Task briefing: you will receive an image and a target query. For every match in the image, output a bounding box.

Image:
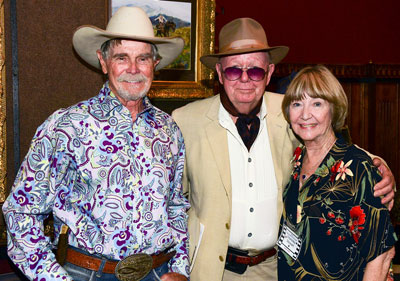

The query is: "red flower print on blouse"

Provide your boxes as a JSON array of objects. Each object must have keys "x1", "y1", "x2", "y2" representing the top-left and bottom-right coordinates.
[
  {"x1": 330, "y1": 160, "x2": 342, "y2": 182},
  {"x1": 327, "y1": 211, "x2": 335, "y2": 218},
  {"x1": 337, "y1": 235, "x2": 346, "y2": 241},
  {"x1": 291, "y1": 147, "x2": 302, "y2": 168},
  {"x1": 348, "y1": 206, "x2": 366, "y2": 244},
  {"x1": 335, "y1": 216, "x2": 344, "y2": 224},
  {"x1": 293, "y1": 147, "x2": 302, "y2": 161}
]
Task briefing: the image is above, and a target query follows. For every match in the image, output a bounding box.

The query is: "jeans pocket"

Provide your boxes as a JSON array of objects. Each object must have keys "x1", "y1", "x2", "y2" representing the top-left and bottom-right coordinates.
[
  {"x1": 152, "y1": 269, "x2": 162, "y2": 281},
  {"x1": 63, "y1": 262, "x2": 94, "y2": 281},
  {"x1": 154, "y1": 262, "x2": 169, "y2": 280},
  {"x1": 141, "y1": 262, "x2": 168, "y2": 281}
]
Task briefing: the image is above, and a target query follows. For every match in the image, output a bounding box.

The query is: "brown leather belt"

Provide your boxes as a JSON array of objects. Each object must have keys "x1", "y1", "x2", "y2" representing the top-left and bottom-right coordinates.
[
  {"x1": 226, "y1": 247, "x2": 277, "y2": 266},
  {"x1": 65, "y1": 247, "x2": 175, "y2": 274}
]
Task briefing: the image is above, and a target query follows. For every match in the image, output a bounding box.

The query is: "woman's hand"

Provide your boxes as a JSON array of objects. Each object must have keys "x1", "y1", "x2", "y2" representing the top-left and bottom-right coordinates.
[{"x1": 161, "y1": 272, "x2": 188, "y2": 281}]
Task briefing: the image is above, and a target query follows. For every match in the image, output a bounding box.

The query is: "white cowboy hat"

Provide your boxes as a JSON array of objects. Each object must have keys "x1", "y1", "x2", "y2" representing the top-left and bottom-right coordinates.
[
  {"x1": 200, "y1": 17, "x2": 289, "y2": 69},
  {"x1": 72, "y1": 6, "x2": 184, "y2": 70}
]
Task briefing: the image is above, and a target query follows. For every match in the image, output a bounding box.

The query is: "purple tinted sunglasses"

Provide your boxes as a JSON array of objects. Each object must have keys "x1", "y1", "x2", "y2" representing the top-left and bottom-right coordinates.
[{"x1": 222, "y1": 66, "x2": 267, "y2": 81}]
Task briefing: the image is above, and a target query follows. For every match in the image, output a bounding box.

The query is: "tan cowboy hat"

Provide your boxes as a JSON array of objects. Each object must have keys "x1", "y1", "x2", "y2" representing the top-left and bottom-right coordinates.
[
  {"x1": 72, "y1": 6, "x2": 184, "y2": 70},
  {"x1": 200, "y1": 18, "x2": 289, "y2": 69}
]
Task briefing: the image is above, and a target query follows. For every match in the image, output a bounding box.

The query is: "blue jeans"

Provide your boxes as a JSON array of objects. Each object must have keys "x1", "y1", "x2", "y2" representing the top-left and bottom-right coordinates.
[{"x1": 63, "y1": 251, "x2": 169, "y2": 281}]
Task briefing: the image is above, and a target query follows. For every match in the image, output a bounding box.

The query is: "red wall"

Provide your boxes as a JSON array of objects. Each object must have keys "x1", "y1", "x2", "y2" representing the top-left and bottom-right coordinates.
[{"x1": 215, "y1": 0, "x2": 400, "y2": 64}]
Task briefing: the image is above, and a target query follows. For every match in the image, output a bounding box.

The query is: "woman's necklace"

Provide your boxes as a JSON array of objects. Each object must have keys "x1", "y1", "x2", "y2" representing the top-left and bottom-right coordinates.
[{"x1": 299, "y1": 137, "x2": 337, "y2": 187}]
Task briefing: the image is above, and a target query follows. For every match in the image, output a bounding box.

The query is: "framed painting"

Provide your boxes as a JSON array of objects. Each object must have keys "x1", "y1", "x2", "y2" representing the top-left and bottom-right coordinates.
[{"x1": 108, "y1": 0, "x2": 216, "y2": 99}]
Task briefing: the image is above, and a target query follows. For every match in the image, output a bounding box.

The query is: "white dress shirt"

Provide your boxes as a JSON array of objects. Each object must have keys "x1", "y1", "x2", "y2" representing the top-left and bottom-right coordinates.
[{"x1": 219, "y1": 98, "x2": 279, "y2": 251}]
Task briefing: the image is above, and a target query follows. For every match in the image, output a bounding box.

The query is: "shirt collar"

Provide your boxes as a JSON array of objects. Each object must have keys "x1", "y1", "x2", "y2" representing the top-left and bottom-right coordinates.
[
  {"x1": 260, "y1": 96, "x2": 267, "y2": 120},
  {"x1": 218, "y1": 96, "x2": 267, "y2": 126}
]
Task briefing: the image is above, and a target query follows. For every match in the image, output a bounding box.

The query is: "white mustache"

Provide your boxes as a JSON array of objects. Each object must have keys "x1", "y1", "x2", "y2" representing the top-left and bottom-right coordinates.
[{"x1": 117, "y1": 74, "x2": 147, "y2": 83}]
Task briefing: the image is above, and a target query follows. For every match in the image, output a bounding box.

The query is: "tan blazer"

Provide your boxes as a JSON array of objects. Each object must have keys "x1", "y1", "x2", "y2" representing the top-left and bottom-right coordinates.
[{"x1": 172, "y1": 92, "x2": 299, "y2": 281}]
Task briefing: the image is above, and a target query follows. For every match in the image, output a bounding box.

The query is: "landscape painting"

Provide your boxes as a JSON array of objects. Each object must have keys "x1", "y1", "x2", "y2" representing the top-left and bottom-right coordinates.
[{"x1": 110, "y1": 0, "x2": 194, "y2": 80}]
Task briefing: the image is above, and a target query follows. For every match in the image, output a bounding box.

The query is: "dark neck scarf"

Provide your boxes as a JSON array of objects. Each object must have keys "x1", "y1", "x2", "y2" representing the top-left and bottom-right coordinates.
[{"x1": 220, "y1": 88, "x2": 262, "y2": 151}]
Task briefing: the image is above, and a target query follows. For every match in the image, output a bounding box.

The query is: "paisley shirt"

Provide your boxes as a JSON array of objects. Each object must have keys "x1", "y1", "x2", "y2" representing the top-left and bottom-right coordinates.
[
  {"x1": 278, "y1": 135, "x2": 396, "y2": 281},
  {"x1": 2, "y1": 83, "x2": 190, "y2": 280}
]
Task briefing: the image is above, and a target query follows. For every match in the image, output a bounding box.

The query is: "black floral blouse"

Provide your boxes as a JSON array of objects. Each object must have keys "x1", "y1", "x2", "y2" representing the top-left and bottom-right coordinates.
[{"x1": 278, "y1": 135, "x2": 397, "y2": 281}]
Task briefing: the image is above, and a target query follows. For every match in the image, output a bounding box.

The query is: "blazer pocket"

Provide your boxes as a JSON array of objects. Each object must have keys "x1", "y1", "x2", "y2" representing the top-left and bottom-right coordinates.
[{"x1": 188, "y1": 209, "x2": 204, "y2": 272}]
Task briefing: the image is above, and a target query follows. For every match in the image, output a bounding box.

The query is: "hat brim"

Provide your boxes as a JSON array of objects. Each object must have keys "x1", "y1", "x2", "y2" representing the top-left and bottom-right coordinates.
[
  {"x1": 72, "y1": 25, "x2": 185, "y2": 71},
  {"x1": 200, "y1": 46, "x2": 289, "y2": 69}
]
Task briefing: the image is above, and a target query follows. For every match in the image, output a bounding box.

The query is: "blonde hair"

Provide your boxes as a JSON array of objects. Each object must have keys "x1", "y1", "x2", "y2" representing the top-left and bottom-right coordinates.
[{"x1": 282, "y1": 65, "x2": 348, "y2": 132}]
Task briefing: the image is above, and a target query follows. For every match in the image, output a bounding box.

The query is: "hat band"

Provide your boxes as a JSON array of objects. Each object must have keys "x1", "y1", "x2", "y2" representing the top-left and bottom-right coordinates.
[{"x1": 220, "y1": 39, "x2": 267, "y2": 53}]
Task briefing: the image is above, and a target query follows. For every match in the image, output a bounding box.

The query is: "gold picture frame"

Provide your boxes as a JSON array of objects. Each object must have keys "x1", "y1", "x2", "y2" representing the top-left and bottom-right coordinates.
[
  {"x1": 0, "y1": 0, "x2": 6, "y2": 203},
  {"x1": 109, "y1": 0, "x2": 216, "y2": 99}
]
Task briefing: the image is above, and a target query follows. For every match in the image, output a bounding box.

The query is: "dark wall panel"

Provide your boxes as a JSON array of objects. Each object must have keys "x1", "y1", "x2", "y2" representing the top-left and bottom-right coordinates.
[
  {"x1": 215, "y1": 0, "x2": 400, "y2": 64},
  {"x1": 6, "y1": 0, "x2": 107, "y2": 186}
]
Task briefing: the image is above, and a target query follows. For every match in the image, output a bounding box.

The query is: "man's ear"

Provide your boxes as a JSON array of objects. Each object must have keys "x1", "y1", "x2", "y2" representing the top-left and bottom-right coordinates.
[
  {"x1": 96, "y1": 50, "x2": 108, "y2": 74},
  {"x1": 215, "y1": 63, "x2": 224, "y2": 85},
  {"x1": 265, "y1": 63, "x2": 275, "y2": 85},
  {"x1": 153, "y1": 59, "x2": 160, "y2": 69}
]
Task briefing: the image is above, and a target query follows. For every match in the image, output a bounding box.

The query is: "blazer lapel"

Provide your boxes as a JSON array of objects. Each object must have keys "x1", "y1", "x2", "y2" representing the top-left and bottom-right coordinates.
[
  {"x1": 205, "y1": 96, "x2": 232, "y2": 200},
  {"x1": 264, "y1": 93, "x2": 288, "y2": 190}
]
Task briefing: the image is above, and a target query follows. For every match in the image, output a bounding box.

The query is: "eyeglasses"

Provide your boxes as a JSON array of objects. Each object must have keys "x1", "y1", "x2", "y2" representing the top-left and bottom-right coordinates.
[{"x1": 222, "y1": 66, "x2": 267, "y2": 81}]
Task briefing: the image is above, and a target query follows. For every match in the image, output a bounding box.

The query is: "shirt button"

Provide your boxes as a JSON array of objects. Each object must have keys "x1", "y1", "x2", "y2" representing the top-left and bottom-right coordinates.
[
  {"x1": 249, "y1": 182, "x2": 253, "y2": 187},
  {"x1": 219, "y1": 256, "x2": 224, "y2": 262},
  {"x1": 250, "y1": 207, "x2": 254, "y2": 212},
  {"x1": 248, "y1": 157, "x2": 252, "y2": 163},
  {"x1": 248, "y1": 233, "x2": 252, "y2": 237},
  {"x1": 225, "y1": 223, "x2": 230, "y2": 229}
]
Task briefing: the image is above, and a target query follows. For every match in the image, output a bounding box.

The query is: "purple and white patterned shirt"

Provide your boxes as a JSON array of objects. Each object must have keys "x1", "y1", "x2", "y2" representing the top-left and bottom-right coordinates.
[{"x1": 2, "y1": 83, "x2": 190, "y2": 280}]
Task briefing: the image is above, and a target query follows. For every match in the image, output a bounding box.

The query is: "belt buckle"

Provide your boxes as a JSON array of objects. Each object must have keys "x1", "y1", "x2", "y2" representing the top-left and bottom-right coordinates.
[{"x1": 115, "y1": 253, "x2": 153, "y2": 281}]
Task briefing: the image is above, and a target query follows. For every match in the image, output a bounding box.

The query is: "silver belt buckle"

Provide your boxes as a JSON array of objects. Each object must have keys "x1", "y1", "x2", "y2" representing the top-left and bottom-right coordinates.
[{"x1": 115, "y1": 253, "x2": 153, "y2": 281}]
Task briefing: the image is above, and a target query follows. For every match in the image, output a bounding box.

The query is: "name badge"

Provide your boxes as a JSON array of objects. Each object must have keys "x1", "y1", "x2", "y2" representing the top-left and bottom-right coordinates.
[{"x1": 277, "y1": 222, "x2": 302, "y2": 260}]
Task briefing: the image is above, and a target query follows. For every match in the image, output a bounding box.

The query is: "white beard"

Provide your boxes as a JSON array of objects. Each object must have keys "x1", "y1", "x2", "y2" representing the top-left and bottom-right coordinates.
[{"x1": 115, "y1": 73, "x2": 151, "y2": 101}]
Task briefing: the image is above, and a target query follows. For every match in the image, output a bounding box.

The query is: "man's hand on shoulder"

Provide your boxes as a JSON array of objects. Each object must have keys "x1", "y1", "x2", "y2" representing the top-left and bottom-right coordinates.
[
  {"x1": 372, "y1": 157, "x2": 396, "y2": 210},
  {"x1": 161, "y1": 272, "x2": 188, "y2": 281}
]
